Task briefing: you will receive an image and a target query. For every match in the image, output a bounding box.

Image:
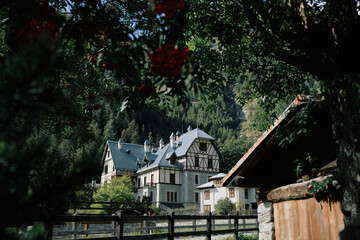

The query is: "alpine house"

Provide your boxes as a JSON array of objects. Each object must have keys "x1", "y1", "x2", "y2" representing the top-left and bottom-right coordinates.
[{"x1": 101, "y1": 126, "x2": 222, "y2": 210}]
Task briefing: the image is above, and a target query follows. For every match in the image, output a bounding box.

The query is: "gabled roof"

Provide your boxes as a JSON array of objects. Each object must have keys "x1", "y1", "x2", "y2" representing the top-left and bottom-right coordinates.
[
  {"x1": 209, "y1": 173, "x2": 226, "y2": 180},
  {"x1": 107, "y1": 141, "x2": 157, "y2": 172},
  {"x1": 197, "y1": 181, "x2": 214, "y2": 189},
  {"x1": 104, "y1": 127, "x2": 217, "y2": 174},
  {"x1": 175, "y1": 128, "x2": 215, "y2": 157},
  {"x1": 221, "y1": 95, "x2": 337, "y2": 189},
  {"x1": 137, "y1": 143, "x2": 183, "y2": 173}
]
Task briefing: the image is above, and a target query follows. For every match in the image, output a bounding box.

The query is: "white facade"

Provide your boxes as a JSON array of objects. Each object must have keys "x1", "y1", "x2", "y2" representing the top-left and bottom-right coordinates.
[
  {"x1": 101, "y1": 127, "x2": 223, "y2": 210},
  {"x1": 197, "y1": 175, "x2": 258, "y2": 213}
]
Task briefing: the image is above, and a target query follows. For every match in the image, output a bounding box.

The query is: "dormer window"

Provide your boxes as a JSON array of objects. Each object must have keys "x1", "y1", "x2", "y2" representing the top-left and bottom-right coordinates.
[
  {"x1": 200, "y1": 142, "x2": 207, "y2": 151},
  {"x1": 170, "y1": 155, "x2": 176, "y2": 165}
]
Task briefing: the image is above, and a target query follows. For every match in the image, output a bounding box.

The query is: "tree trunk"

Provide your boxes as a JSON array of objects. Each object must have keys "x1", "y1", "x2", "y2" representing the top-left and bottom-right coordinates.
[{"x1": 325, "y1": 74, "x2": 360, "y2": 226}]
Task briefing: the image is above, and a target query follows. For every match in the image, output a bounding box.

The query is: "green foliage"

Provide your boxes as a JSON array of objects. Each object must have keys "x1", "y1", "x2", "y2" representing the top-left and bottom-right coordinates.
[
  {"x1": 214, "y1": 197, "x2": 236, "y2": 215},
  {"x1": 93, "y1": 176, "x2": 136, "y2": 214},
  {"x1": 238, "y1": 233, "x2": 259, "y2": 240},
  {"x1": 306, "y1": 170, "x2": 342, "y2": 202},
  {"x1": 236, "y1": 202, "x2": 245, "y2": 212},
  {"x1": 149, "y1": 205, "x2": 162, "y2": 215}
]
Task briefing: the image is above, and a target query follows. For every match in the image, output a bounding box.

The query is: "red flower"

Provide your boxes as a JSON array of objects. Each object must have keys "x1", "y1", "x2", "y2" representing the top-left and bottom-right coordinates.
[
  {"x1": 307, "y1": 184, "x2": 313, "y2": 190},
  {"x1": 154, "y1": 0, "x2": 184, "y2": 19},
  {"x1": 148, "y1": 44, "x2": 189, "y2": 78}
]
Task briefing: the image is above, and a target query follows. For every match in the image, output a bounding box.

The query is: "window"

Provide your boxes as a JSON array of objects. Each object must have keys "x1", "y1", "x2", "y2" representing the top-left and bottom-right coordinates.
[
  {"x1": 200, "y1": 142, "x2": 207, "y2": 151},
  {"x1": 244, "y1": 188, "x2": 249, "y2": 199},
  {"x1": 138, "y1": 178, "x2": 140, "y2": 188},
  {"x1": 104, "y1": 165, "x2": 108, "y2": 174},
  {"x1": 195, "y1": 175, "x2": 199, "y2": 184},
  {"x1": 205, "y1": 191, "x2": 210, "y2": 200},
  {"x1": 151, "y1": 174, "x2": 154, "y2": 186},
  {"x1": 245, "y1": 204, "x2": 250, "y2": 210},
  {"x1": 167, "y1": 192, "x2": 177, "y2": 202},
  {"x1": 113, "y1": 166, "x2": 115, "y2": 171},
  {"x1": 204, "y1": 205, "x2": 211, "y2": 212},
  {"x1": 195, "y1": 155, "x2": 199, "y2": 168},
  {"x1": 107, "y1": 151, "x2": 110, "y2": 158},
  {"x1": 208, "y1": 157, "x2": 213, "y2": 169},
  {"x1": 170, "y1": 173, "x2": 175, "y2": 184},
  {"x1": 150, "y1": 191, "x2": 153, "y2": 201},
  {"x1": 195, "y1": 192, "x2": 199, "y2": 203},
  {"x1": 170, "y1": 155, "x2": 175, "y2": 165},
  {"x1": 251, "y1": 203, "x2": 258, "y2": 210},
  {"x1": 144, "y1": 176, "x2": 147, "y2": 186},
  {"x1": 229, "y1": 188, "x2": 235, "y2": 198}
]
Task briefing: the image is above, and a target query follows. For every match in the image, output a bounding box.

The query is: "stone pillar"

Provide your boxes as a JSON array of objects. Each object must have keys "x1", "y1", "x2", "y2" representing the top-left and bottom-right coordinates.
[{"x1": 257, "y1": 202, "x2": 275, "y2": 240}]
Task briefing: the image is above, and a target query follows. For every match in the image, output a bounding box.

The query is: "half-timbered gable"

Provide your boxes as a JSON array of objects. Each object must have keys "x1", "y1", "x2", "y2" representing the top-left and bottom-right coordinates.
[{"x1": 185, "y1": 139, "x2": 220, "y2": 172}]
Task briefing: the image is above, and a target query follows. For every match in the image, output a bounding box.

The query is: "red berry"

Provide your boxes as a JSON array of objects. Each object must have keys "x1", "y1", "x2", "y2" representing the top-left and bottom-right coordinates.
[{"x1": 92, "y1": 104, "x2": 101, "y2": 110}]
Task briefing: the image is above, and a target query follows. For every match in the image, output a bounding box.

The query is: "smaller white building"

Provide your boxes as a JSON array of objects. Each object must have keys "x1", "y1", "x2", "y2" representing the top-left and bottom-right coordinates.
[{"x1": 197, "y1": 173, "x2": 257, "y2": 213}]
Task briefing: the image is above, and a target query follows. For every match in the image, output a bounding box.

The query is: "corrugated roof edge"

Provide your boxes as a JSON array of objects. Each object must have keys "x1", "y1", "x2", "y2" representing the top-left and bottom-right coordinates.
[{"x1": 221, "y1": 95, "x2": 315, "y2": 187}]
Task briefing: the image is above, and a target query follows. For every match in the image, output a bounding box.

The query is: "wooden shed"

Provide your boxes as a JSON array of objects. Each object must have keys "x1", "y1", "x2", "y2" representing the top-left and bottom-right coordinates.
[{"x1": 222, "y1": 95, "x2": 344, "y2": 240}]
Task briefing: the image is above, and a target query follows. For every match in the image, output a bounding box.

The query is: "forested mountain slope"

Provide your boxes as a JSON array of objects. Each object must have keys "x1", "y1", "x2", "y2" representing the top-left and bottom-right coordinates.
[{"x1": 83, "y1": 86, "x2": 290, "y2": 175}]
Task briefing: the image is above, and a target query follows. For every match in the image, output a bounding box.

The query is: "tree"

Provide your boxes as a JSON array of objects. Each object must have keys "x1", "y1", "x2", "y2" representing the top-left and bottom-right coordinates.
[
  {"x1": 214, "y1": 197, "x2": 236, "y2": 215},
  {"x1": 186, "y1": 0, "x2": 360, "y2": 227},
  {"x1": 0, "y1": 0, "x2": 191, "y2": 237},
  {"x1": 92, "y1": 176, "x2": 136, "y2": 214}
]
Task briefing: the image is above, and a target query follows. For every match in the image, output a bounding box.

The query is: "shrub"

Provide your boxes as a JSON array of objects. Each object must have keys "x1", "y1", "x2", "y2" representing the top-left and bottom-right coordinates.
[
  {"x1": 93, "y1": 176, "x2": 135, "y2": 214},
  {"x1": 214, "y1": 197, "x2": 235, "y2": 215}
]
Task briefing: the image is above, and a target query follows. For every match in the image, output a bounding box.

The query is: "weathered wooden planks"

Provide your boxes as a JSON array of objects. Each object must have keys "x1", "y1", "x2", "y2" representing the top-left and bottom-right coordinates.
[{"x1": 274, "y1": 198, "x2": 344, "y2": 240}]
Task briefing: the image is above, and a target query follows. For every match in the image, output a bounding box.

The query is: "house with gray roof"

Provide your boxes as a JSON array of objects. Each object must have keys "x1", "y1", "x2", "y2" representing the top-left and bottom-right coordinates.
[
  {"x1": 196, "y1": 173, "x2": 258, "y2": 213},
  {"x1": 101, "y1": 126, "x2": 222, "y2": 210}
]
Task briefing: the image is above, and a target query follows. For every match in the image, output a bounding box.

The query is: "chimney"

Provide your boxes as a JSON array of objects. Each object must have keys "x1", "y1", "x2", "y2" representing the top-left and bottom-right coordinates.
[
  {"x1": 159, "y1": 138, "x2": 164, "y2": 149},
  {"x1": 187, "y1": 125, "x2": 192, "y2": 132},
  {"x1": 170, "y1": 132, "x2": 176, "y2": 148},
  {"x1": 144, "y1": 139, "x2": 150, "y2": 152},
  {"x1": 176, "y1": 131, "x2": 181, "y2": 140},
  {"x1": 118, "y1": 139, "x2": 123, "y2": 149}
]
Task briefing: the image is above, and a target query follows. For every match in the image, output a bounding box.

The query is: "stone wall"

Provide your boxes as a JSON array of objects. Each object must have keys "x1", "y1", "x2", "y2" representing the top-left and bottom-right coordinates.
[{"x1": 257, "y1": 202, "x2": 274, "y2": 240}]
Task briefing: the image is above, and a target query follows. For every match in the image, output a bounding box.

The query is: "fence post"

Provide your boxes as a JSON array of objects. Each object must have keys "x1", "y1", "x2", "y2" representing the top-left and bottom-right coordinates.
[
  {"x1": 146, "y1": 199, "x2": 150, "y2": 215},
  {"x1": 168, "y1": 212, "x2": 175, "y2": 240},
  {"x1": 110, "y1": 200, "x2": 113, "y2": 214},
  {"x1": 206, "y1": 212, "x2": 212, "y2": 240},
  {"x1": 72, "y1": 213, "x2": 77, "y2": 239},
  {"x1": 228, "y1": 214, "x2": 231, "y2": 230},
  {"x1": 83, "y1": 223, "x2": 88, "y2": 238},
  {"x1": 73, "y1": 201, "x2": 77, "y2": 214},
  {"x1": 212, "y1": 214, "x2": 215, "y2": 230},
  {"x1": 234, "y1": 213, "x2": 239, "y2": 240},
  {"x1": 242, "y1": 217, "x2": 246, "y2": 229},
  {"x1": 192, "y1": 215, "x2": 196, "y2": 232},
  {"x1": 112, "y1": 212, "x2": 116, "y2": 237},
  {"x1": 116, "y1": 210, "x2": 123, "y2": 240}
]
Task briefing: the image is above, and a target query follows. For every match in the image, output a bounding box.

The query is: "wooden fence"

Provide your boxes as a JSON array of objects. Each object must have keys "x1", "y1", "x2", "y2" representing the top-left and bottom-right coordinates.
[
  {"x1": 71, "y1": 200, "x2": 150, "y2": 215},
  {"x1": 52, "y1": 211, "x2": 258, "y2": 240}
]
